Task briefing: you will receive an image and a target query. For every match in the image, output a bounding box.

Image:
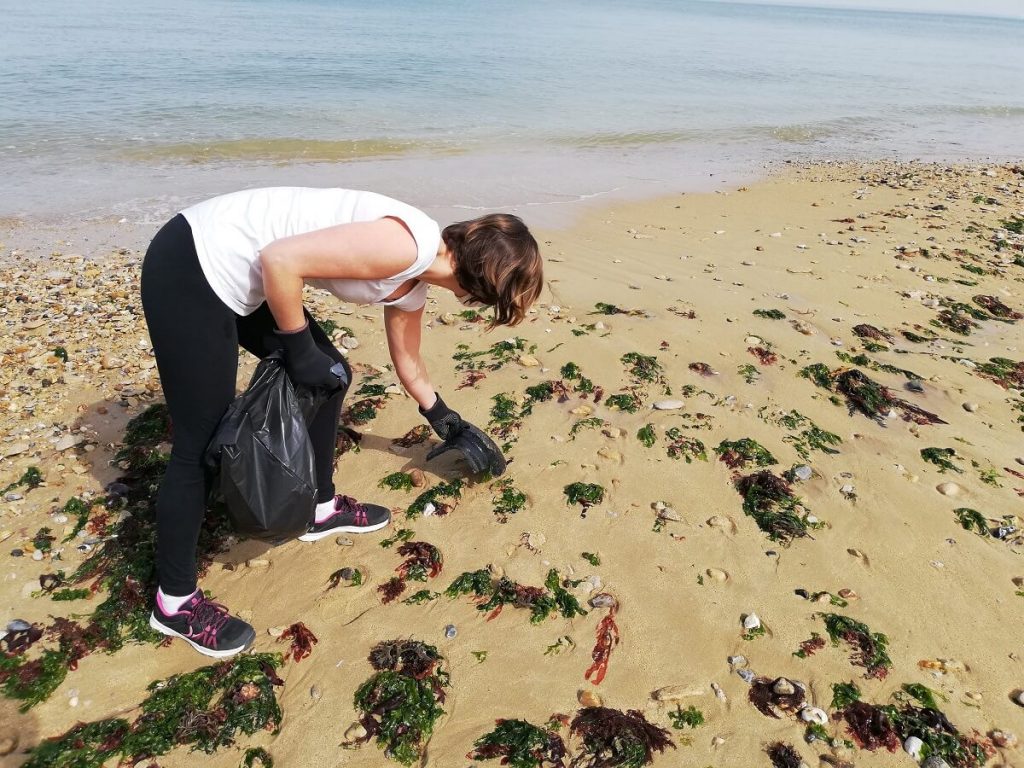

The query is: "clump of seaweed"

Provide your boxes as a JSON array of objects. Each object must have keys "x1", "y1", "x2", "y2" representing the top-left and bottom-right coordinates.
[
  {"x1": 734, "y1": 470, "x2": 815, "y2": 544},
  {"x1": 585, "y1": 594, "x2": 619, "y2": 685},
  {"x1": 564, "y1": 482, "x2": 605, "y2": 510},
  {"x1": 343, "y1": 397, "x2": 386, "y2": 426},
  {"x1": 406, "y1": 480, "x2": 463, "y2": 519},
  {"x1": 392, "y1": 425, "x2": 431, "y2": 448},
  {"x1": 243, "y1": 746, "x2": 274, "y2": 767},
  {"x1": 569, "y1": 707, "x2": 674, "y2": 768},
  {"x1": 604, "y1": 393, "x2": 642, "y2": 413},
  {"x1": 667, "y1": 705, "x2": 703, "y2": 730},
  {"x1": 853, "y1": 324, "x2": 893, "y2": 342},
  {"x1": 560, "y1": 362, "x2": 597, "y2": 395},
  {"x1": 468, "y1": 718, "x2": 568, "y2": 767},
  {"x1": 444, "y1": 569, "x2": 586, "y2": 625},
  {"x1": 763, "y1": 408, "x2": 842, "y2": 460},
  {"x1": 665, "y1": 429, "x2": 706, "y2": 462},
  {"x1": 954, "y1": 508, "x2": 989, "y2": 536},
  {"x1": 621, "y1": 352, "x2": 666, "y2": 389},
  {"x1": 378, "y1": 471, "x2": 415, "y2": 492},
  {"x1": 793, "y1": 633, "x2": 827, "y2": 658},
  {"x1": 396, "y1": 542, "x2": 443, "y2": 582},
  {"x1": 715, "y1": 438, "x2": 777, "y2": 469},
  {"x1": 592, "y1": 302, "x2": 645, "y2": 317},
  {"x1": 748, "y1": 677, "x2": 807, "y2": 719},
  {"x1": 491, "y1": 477, "x2": 527, "y2": 523},
  {"x1": 818, "y1": 613, "x2": 891, "y2": 680},
  {"x1": 454, "y1": 337, "x2": 536, "y2": 372},
  {"x1": 377, "y1": 577, "x2": 407, "y2": 604},
  {"x1": 834, "y1": 350, "x2": 923, "y2": 382},
  {"x1": 975, "y1": 357, "x2": 1024, "y2": 389},
  {"x1": 353, "y1": 640, "x2": 449, "y2": 766},
  {"x1": 738, "y1": 363, "x2": 760, "y2": 384},
  {"x1": 748, "y1": 345, "x2": 778, "y2": 365},
  {"x1": 279, "y1": 622, "x2": 318, "y2": 663},
  {"x1": 835, "y1": 369, "x2": 946, "y2": 425},
  {"x1": 1, "y1": 466, "x2": 42, "y2": 496},
  {"x1": 921, "y1": 447, "x2": 963, "y2": 474},
  {"x1": 753, "y1": 308, "x2": 786, "y2": 320},
  {"x1": 327, "y1": 567, "x2": 363, "y2": 590},
  {"x1": 973, "y1": 295, "x2": 1021, "y2": 320},
  {"x1": 831, "y1": 681, "x2": 861, "y2": 710},
  {"x1": 636, "y1": 424, "x2": 656, "y2": 448},
  {"x1": 688, "y1": 362, "x2": 715, "y2": 376},
  {"x1": 22, "y1": 653, "x2": 284, "y2": 767},
  {"x1": 570, "y1": 417, "x2": 607, "y2": 439},
  {"x1": 932, "y1": 309, "x2": 979, "y2": 336},
  {"x1": 767, "y1": 742, "x2": 804, "y2": 768}
]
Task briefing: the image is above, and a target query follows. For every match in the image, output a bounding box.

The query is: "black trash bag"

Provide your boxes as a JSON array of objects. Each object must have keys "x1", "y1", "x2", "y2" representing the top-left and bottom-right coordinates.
[{"x1": 204, "y1": 351, "x2": 327, "y2": 541}]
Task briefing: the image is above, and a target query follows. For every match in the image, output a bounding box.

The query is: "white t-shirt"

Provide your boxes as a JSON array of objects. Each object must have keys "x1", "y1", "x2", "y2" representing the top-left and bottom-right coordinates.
[{"x1": 180, "y1": 187, "x2": 441, "y2": 316}]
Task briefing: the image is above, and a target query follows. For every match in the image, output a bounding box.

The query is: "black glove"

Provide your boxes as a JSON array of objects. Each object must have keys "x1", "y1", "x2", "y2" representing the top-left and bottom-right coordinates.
[
  {"x1": 420, "y1": 394, "x2": 507, "y2": 476},
  {"x1": 275, "y1": 322, "x2": 348, "y2": 391}
]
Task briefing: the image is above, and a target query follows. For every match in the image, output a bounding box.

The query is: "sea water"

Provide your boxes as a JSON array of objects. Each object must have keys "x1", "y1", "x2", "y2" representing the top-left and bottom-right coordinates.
[{"x1": 1, "y1": 0, "x2": 1022, "y2": 224}]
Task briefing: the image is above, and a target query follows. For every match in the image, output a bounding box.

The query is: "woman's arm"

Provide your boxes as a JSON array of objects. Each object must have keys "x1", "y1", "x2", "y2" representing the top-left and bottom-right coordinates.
[
  {"x1": 259, "y1": 217, "x2": 418, "y2": 331},
  {"x1": 383, "y1": 304, "x2": 437, "y2": 409}
]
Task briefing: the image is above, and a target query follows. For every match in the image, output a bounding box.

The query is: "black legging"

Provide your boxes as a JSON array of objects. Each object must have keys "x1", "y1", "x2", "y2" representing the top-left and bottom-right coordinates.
[{"x1": 141, "y1": 214, "x2": 350, "y2": 596}]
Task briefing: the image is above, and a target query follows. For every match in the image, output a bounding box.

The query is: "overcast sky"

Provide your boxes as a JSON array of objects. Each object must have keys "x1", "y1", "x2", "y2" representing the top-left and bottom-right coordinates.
[{"x1": 714, "y1": 0, "x2": 1024, "y2": 18}]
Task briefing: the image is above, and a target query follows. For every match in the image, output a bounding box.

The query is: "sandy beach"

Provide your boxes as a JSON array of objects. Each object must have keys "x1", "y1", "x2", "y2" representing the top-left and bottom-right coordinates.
[{"x1": 2, "y1": 161, "x2": 1023, "y2": 767}]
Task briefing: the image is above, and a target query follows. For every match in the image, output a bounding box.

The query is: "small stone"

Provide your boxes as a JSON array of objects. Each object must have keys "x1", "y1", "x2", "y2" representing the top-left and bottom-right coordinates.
[
  {"x1": 423, "y1": 502, "x2": 437, "y2": 517},
  {"x1": 246, "y1": 558, "x2": 270, "y2": 568},
  {"x1": 772, "y1": 677, "x2": 795, "y2": 696},
  {"x1": 962, "y1": 402, "x2": 978, "y2": 413},
  {"x1": 409, "y1": 469, "x2": 426, "y2": 487},
  {"x1": 54, "y1": 434, "x2": 85, "y2": 452},
  {"x1": 711, "y1": 736, "x2": 726, "y2": 747},
  {"x1": 657, "y1": 506, "x2": 682, "y2": 522},
  {"x1": 904, "y1": 736, "x2": 924, "y2": 759},
  {"x1": 794, "y1": 465, "x2": 813, "y2": 482},
  {"x1": 6, "y1": 619, "x2": 31, "y2": 632},
  {"x1": 340, "y1": 336, "x2": 359, "y2": 350},
  {"x1": 653, "y1": 400, "x2": 685, "y2": 410},
  {"x1": 992, "y1": 730, "x2": 1018, "y2": 748},
  {"x1": 906, "y1": 380, "x2": 925, "y2": 393},
  {"x1": 336, "y1": 536, "x2": 354, "y2": 546},
  {"x1": 1015, "y1": 691, "x2": 1024, "y2": 707},
  {"x1": 597, "y1": 447, "x2": 622, "y2": 462},
  {"x1": 517, "y1": 354, "x2": 540, "y2": 367},
  {"x1": 743, "y1": 613, "x2": 761, "y2": 631},
  {"x1": 800, "y1": 706, "x2": 828, "y2": 725},
  {"x1": 32, "y1": 549, "x2": 44, "y2": 561},
  {"x1": 588, "y1": 593, "x2": 617, "y2": 609},
  {"x1": 2, "y1": 443, "x2": 29, "y2": 458},
  {"x1": 602, "y1": 427, "x2": 626, "y2": 439},
  {"x1": 0, "y1": 735, "x2": 17, "y2": 756},
  {"x1": 310, "y1": 684, "x2": 323, "y2": 702},
  {"x1": 727, "y1": 655, "x2": 747, "y2": 667},
  {"x1": 571, "y1": 405, "x2": 594, "y2": 416},
  {"x1": 840, "y1": 483, "x2": 855, "y2": 498},
  {"x1": 444, "y1": 624, "x2": 457, "y2": 639},
  {"x1": 267, "y1": 626, "x2": 286, "y2": 637},
  {"x1": 707, "y1": 515, "x2": 737, "y2": 533},
  {"x1": 653, "y1": 684, "x2": 705, "y2": 701},
  {"x1": 737, "y1": 669, "x2": 755, "y2": 683},
  {"x1": 100, "y1": 355, "x2": 124, "y2": 369},
  {"x1": 487, "y1": 562, "x2": 504, "y2": 579},
  {"x1": 838, "y1": 588, "x2": 859, "y2": 600},
  {"x1": 936, "y1": 482, "x2": 961, "y2": 497},
  {"x1": 344, "y1": 722, "x2": 367, "y2": 742},
  {"x1": 922, "y1": 757, "x2": 952, "y2": 768},
  {"x1": 706, "y1": 568, "x2": 729, "y2": 582},
  {"x1": 578, "y1": 690, "x2": 603, "y2": 707}
]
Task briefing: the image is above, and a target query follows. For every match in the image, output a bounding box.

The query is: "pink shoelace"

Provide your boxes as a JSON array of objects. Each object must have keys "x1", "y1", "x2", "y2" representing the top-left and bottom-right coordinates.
[
  {"x1": 186, "y1": 595, "x2": 231, "y2": 648},
  {"x1": 335, "y1": 494, "x2": 369, "y2": 526}
]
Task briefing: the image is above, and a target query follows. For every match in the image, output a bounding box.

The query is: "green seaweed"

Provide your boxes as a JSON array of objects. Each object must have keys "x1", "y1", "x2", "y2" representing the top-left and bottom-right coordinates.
[
  {"x1": 380, "y1": 528, "x2": 415, "y2": 548},
  {"x1": 636, "y1": 424, "x2": 656, "y2": 448},
  {"x1": 1, "y1": 466, "x2": 42, "y2": 496},
  {"x1": 581, "y1": 552, "x2": 601, "y2": 567},
  {"x1": 564, "y1": 482, "x2": 605, "y2": 508},
  {"x1": 738, "y1": 363, "x2": 760, "y2": 384},
  {"x1": 469, "y1": 718, "x2": 567, "y2": 767},
  {"x1": 665, "y1": 429, "x2": 706, "y2": 462},
  {"x1": 403, "y1": 590, "x2": 439, "y2": 605},
  {"x1": 378, "y1": 471, "x2": 415, "y2": 492},
  {"x1": 243, "y1": 746, "x2": 274, "y2": 767},
  {"x1": 570, "y1": 417, "x2": 606, "y2": 439},
  {"x1": 954, "y1": 508, "x2": 989, "y2": 536},
  {"x1": 753, "y1": 309, "x2": 786, "y2": 320},
  {"x1": 715, "y1": 438, "x2": 776, "y2": 469},
  {"x1": 901, "y1": 683, "x2": 945, "y2": 710},
  {"x1": 734, "y1": 470, "x2": 814, "y2": 544},
  {"x1": 668, "y1": 705, "x2": 704, "y2": 729},
  {"x1": 406, "y1": 480, "x2": 463, "y2": 519},
  {"x1": 570, "y1": 707, "x2": 674, "y2": 768},
  {"x1": 819, "y1": 613, "x2": 891, "y2": 680},
  {"x1": 974, "y1": 357, "x2": 1024, "y2": 389},
  {"x1": 604, "y1": 393, "x2": 642, "y2": 413},
  {"x1": 799, "y1": 363, "x2": 834, "y2": 390},
  {"x1": 454, "y1": 338, "x2": 535, "y2": 372},
  {"x1": 444, "y1": 569, "x2": 585, "y2": 625},
  {"x1": 831, "y1": 681, "x2": 861, "y2": 710},
  {"x1": 22, "y1": 653, "x2": 283, "y2": 767},
  {"x1": 491, "y1": 477, "x2": 527, "y2": 523},
  {"x1": 921, "y1": 447, "x2": 963, "y2": 474},
  {"x1": 621, "y1": 352, "x2": 664, "y2": 385}
]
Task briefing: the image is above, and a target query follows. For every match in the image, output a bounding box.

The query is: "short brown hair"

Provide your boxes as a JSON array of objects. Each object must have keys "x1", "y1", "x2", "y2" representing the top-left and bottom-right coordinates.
[{"x1": 442, "y1": 213, "x2": 543, "y2": 327}]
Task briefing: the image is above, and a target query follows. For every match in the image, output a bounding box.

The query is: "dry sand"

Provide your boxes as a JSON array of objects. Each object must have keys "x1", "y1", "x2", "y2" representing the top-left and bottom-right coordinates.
[{"x1": 1, "y1": 161, "x2": 1023, "y2": 767}]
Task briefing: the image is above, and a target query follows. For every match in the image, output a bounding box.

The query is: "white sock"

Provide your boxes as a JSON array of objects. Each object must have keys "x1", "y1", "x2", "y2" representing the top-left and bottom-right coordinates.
[
  {"x1": 157, "y1": 586, "x2": 197, "y2": 614},
  {"x1": 315, "y1": 497, "x2": 338, "y2": 524}
]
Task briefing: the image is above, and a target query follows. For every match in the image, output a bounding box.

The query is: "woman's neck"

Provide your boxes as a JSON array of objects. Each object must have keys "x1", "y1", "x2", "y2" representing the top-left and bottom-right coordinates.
[{"x1": 419, "y1": 244, "x2": 462, "y2": 293}]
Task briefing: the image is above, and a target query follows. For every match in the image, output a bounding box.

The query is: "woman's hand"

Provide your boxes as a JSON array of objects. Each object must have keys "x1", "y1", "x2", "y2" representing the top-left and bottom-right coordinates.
[
  {"x1": 275, "y1": 322, "x2": 348, "y2": 391},
  {"x1": 420, "y1": 394, "x2": 506, "y2": 476}
]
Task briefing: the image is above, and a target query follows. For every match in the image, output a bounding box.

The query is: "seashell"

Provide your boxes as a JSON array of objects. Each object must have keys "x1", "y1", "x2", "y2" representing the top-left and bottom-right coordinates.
[
  {"x1": 962, "y1": 402, "x2": 978, "y2": 412},
  {"x1": 335, "y1": 536, "x2": 354, "y2": 546},
  {"x1": 838, "y1": 588, "x2": 859, "y2": 600},
  {"x1": 653, "y1": 400, "x2": 685, "y2": 410},
  {"x1": 711, "y1": 736, "x2": 726, "y2": 748},
  {"x1": 904, "y1": 736, "x2": 924, "y2": 759},
  {"x1": 422, "y1": 502, "x2": 437, "y2": 517},
  {"x1": 772, "y1": 677, "x2": 795, "y2": 696},
  {"x1": 657, "y1": 506, "x2": 682, "y2": 522},
  {"x1": 578, "y1": 690, "x2": 603, "y2": 707},
  {"x1": 991, "y1": 730, "x2": 1017, "y2": 748},
  {"x1": 922, "y1": 757, "x2": 952, "y2": 768},
  {"x1": 727, "y1": 655, "x2": 747, "y2": 667},
  {"x1": 1015, "y1": 690, "x2": 1024, "y2": 707},
  {"x1": 742, "y1": 613, "x2": 761, "y2": 631},
  {"x1": 794, "y1": 465, "x2": 813, "y2": 481},
  {"x1": 800, "y1": 706, "x2": 828, "y2": 725},
  {"x1": 597, "y1": 447, "x2": 622, "y2": 462},
  {"x1": 310, "y1": 685, "x2": 323, "y2": 702},
  {"x1": 588, "y1": 593, "x2": 617, "y2": 609},
  {"x1": 6, "y1": 619, "x2": 31, "y2": 633},
  {"x1": 344, "y1": 722, "x2": 367, "y2": 742},
  {"x1": 936, "y1": 482, "x2": 961, "y2": 497},
  {"x1": 711, "y1": 682, "x2": 727, "y2": 702},
  {"x1": 745, "y1": 335, "x2": 763, "y2": 345}
]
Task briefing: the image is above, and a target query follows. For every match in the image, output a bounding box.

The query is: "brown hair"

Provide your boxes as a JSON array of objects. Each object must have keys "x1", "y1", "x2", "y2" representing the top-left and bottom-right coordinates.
[{"x1": 442, "y1": 213, "x2": 543, "y2": 327}]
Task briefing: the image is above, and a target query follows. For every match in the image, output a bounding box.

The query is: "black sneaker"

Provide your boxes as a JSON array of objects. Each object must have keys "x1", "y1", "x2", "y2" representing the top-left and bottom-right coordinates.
[
  {"x1": 149, "y1": 591, "x2": 256, "y2": 658},
  {"x1": 298, "y1": 494, "x2": 392, "y2": 541}
]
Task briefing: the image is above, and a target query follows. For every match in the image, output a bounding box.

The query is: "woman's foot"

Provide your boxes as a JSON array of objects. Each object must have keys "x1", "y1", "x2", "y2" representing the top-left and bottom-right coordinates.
[
  {"x1": 298, "y1": 494, "x2": 391, "y2": 541},
  {"x1": 150, "y1": 590, "x2": 256, "y2": 658}
]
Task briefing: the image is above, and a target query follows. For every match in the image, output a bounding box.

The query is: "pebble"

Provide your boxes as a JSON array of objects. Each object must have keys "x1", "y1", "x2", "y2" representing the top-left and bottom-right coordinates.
[
  {"x1": 340, "y1": 336, "x2": 359, "y2": 350},
  {"x1": 344, "y1": 722, "x2": 367, "y2": 742},
  {"x1": 54, "y1": 434, "x2": 85, "y2": 452},
  {"x1": 727, "y1": 655, "x2": 747, "y2": 667},
  {"x1": 310, "y1": 684, "x2": 323, "y2": 702},
  {"x1": 711, "y1": 682, "x2": 727, "y2": 702},
  {"x1": 578, "y1": 690, "x2": 603, "y2": 707},
  {"x1": 1016, "y1": 457, "x2": 1024, "y2": 466},
  {"x1": 409, "y1": 469, "x2": 426, "y2": 487},
  {"x1": 737, "y1": 669, "x2": 755, "y2": 683},
  {"x1": 706, "y1": 568, "x2": 729, "y2": 582},
  {"x1": 0, "y1": 735, "x2": 16, "y2": 756},
  {"x1": 838, "y1": 588, "x2": 859, "y2": 601},
  {"x1": 936, "y1": 482, "x2": 961, "y2": 497},
  {"x1": 653, "y1": 400, "x2": 685, "y2": 410},
  {"x1": 839, "y1": 484, "x2": 856, "y2": 498},
  {"x1": 9, "y1": 549, "x2": 23, "y2": 558},
  {"x1": 267, "y1": 626, "x2": 285, "y2": 637},
  {"x1": 31, "y1": 550, "x2": 44, "y2": 561},
  {"x1": 800, "y1": 706, "x2": 828, "y2": 725},
  {"x1": 336, "y1": 536, "x2": 354, "y2": 546},
  {"x1": 742, "y1": 613, "x2": 761, "y2": 631},
  {"x1": 962, "y1": 402, "x2": 978, "y2": 413},
  {"x1": 1015, "y1": 690, "x2": 1024, "y2": 707},
  {"x1": 588, "y1": 593, "x2": 617, "y2": 609},
  {"x1": 922, "y1": 758, "x2": 952, "y2": 768},
  {"x1": 571, "y1": 405, "x2": 594, "y2": 416},
  {"x1": 597, "y1": 447, "x2": 622, "y2": 462},
  {"x1": 772, "y1": 677, "x2": 796, "y2": 696},
  {"x1": 653, "y1": 684, "x2": 705, "y2": 701},
  {"x1": 444, "y1": 624, "x2": 457, "y2": 639},
  {"x1": 7, "y1": 619, "x2": 31, "y2": 632},
  {"x1": 657, "y1": 506, "x2": 682, "y2": 522},
  {"x1": 517, "y1": 354, "x2": 540, "y2": 367},
  {"x1": 423, "y1": 502, "x2": 437, "y2": 517},
  {"x1": 992, "y1": 730, "x2": 1017, "y2": 748},
  {"x1": 794, "y1": 465, "x2": 813, "y2": 481},
  {"x1": 906, "y1": 380, "x2": 926, "y2": 393},
  {"x1": 904, "y1": 736, "x2": 924, "y2": 759}
]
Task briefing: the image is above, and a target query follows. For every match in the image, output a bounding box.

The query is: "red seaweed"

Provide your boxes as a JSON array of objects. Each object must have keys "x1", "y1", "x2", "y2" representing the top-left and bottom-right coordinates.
[
  {"x1": 278, "y1": 622, "x2": 318, "y2": 663},
  {"x1": 584, "y1": 596, "x2": 620, "y2": 686}
]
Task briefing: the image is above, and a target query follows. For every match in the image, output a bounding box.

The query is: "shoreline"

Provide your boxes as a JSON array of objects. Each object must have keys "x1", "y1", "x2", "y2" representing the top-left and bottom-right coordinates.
[{"x1": 2, "y1": 158, "x2": 1023, "y2": 767}]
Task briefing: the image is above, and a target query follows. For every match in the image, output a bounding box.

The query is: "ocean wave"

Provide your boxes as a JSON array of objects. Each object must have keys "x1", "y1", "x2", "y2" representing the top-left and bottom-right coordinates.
[{"x1": 121, "y1": 137, "x2": 461, "y2": 164}]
